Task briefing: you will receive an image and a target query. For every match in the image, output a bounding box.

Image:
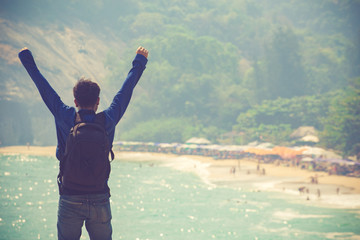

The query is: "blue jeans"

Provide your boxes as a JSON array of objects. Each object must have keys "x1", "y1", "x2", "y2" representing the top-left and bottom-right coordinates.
[{"x1": 57, "y1": 193, "x2": 112, "y2": 240}]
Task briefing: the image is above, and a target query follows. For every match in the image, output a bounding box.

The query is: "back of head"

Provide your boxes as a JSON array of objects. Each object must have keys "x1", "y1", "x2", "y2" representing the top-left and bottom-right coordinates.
[{"x1": 73, "y1": 77, "x2": 100, "y2": 108}]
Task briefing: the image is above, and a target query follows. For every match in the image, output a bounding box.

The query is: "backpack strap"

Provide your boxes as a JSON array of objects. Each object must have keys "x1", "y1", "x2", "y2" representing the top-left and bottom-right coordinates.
[{"x1": 95, "y1": 112, "x2": 115, "y2": 161}]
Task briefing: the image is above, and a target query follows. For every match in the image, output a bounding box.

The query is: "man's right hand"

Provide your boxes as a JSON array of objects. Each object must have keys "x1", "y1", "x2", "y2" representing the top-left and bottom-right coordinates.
[
  {"x1": 136, "y1": 46, "x2": 149, "y2": 59},
  {"x1": 20, "y1": 47, "x2": 29, "y2": 53}
]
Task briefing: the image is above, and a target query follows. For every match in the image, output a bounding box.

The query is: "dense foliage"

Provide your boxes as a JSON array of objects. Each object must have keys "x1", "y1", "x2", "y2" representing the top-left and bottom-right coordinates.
[
  {"x1": 321, "y1": 78, "x2": 360, "y2": 156},
  {"x1": 2, "y1": 0, "x2": 360, "y2": 156},
  {"x1": 103, "y1": 0, "x2": 359, "y2": 156},
  {"x1": 233, "y1": 93, "x2": 336, "y2": 144}
]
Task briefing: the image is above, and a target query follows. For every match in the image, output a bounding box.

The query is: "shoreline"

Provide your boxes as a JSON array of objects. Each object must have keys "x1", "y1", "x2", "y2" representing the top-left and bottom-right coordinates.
[
  {"x1": 1, "y1": 146, "x2": 360, "y2": 208},
  {"x1": 116, "y1": 151, "x2": 360, "y2": 193}
]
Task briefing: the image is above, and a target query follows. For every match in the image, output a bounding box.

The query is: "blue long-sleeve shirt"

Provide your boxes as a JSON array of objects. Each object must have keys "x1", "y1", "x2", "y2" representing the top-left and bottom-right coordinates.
[{"x1": 19, "y1": 49, "x2": 147, "y2": 161}]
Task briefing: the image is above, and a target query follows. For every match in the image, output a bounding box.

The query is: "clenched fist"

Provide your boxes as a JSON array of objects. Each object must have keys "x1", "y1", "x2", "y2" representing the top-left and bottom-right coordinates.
[{"x1": 136, "y1": 46, "x2": 149, "y2": 59}]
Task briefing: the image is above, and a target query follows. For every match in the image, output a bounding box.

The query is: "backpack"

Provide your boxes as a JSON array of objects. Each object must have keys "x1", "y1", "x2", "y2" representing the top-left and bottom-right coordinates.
[{"x1": 58, "y1": 112, "x2": 114, "y2": 193}]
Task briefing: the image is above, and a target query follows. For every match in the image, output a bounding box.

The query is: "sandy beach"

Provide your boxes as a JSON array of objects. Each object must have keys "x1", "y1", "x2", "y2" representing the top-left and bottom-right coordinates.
[
  {"x1": 0, "y1": 145, "x2": 57, "y2": 156},
  {"x1": 1, "y1": 145, "x2": 360, "y2": 207}
]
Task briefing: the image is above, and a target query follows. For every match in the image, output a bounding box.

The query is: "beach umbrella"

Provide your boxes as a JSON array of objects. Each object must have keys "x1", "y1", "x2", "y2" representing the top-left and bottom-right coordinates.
[
  {"x1": 244, "y1": 147, "x2": 275, "y2": 156},
  {"x1": 201, "y1": 144, "x2": 222, "y2": 150},
  {"x1": 256, "y1": 142, "x2": 275, "y2": 149},
  {"x1": 302, "y1": 147, "x2": 324, "y2": 155},
  {"x1": 302, "y1": 147, "x2": 341, "y2": 159},
  {"x1": 158, "y1": 143, "x2": 173, "y2": 148},
  {"x1": 185, "y1": 137, "x2": 211, "y2": 145},
  {"x1": 182, "y1": 144, "x2": 198, "y2": 149},
  {"x1": 218, "y1": 145, "x2": 245, "y2": 152},
  {"x1": 272, "y1": 146, "x2": 305, "y2": 159},
  {"x1": 316, "y1": 158, "x2": 358, "y2": 165},
  {"x1": 300, "y1": 135, "x2": 319, "y2": 143},
  {"x1": 290, "y1": 126, "x2": 317, "y2": 138},
  {"x1": 301, "y1": 157, "x2": 314, "y2": 162}
]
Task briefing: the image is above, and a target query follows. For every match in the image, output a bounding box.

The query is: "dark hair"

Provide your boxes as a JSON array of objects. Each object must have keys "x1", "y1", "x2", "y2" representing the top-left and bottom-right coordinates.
[{"x1": 73, "y1": 77, "x2": 100, "y2": 108}]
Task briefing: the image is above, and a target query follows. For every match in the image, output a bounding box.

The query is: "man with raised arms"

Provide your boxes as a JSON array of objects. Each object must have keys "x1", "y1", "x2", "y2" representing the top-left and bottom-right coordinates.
[{"x1": 19, "y1": 46, "x2": 149, "y2": 240}]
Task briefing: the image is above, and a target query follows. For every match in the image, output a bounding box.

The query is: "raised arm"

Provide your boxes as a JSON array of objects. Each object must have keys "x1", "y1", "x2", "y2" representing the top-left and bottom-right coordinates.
[
  {"x1": 104, "y1": 46, "x2": 149, "y2": 128},
  {"x1": 18, "y1": 48, "x2": 73, "y2": 119}
]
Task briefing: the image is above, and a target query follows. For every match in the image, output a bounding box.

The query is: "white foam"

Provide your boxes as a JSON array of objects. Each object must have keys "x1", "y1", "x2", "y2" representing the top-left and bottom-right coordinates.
[
  {"x1": 160, "y1": 156, "x2": 213, "y2": 186},
  {"x1": 317, "y1": 194, "x2": 360, "y2": 209},
  {"x1": 273, "y1": 209, "x2": 332, "y2": 221},
  {"x1": 253, "y1": 180, "x2": 285, "y2": 191}
]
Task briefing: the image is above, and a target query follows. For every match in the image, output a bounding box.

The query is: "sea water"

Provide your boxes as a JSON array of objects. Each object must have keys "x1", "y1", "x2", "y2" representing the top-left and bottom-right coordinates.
[{"x1": 0, "y1": 154, "x2": 359, "y2": 240}]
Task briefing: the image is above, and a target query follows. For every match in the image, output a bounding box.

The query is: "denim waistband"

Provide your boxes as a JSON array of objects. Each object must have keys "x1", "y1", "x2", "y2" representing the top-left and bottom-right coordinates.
[{"x1": 60, "y1": 192, "x2": 110, "y2": 203}]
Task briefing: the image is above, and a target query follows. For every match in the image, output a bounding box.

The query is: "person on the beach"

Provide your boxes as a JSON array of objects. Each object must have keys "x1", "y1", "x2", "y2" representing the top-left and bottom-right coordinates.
[
  {"x1": 18, "y1": 46, "x2": 148, "y2": 240},
  {"x1": 298, "y1": 186, "x2": 306, "y2": 195},
  {"x1": 317, "y1": 189, "x2": 321, "y2": 198}
]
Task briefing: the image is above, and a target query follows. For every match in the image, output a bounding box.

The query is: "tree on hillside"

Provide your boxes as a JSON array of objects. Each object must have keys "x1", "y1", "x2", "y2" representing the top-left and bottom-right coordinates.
[
  {"x1": 263, "y1": 27, "x2": 307, "y2": 99},
  {"x1": 321, "y1": 77, "x2": 360, "y2": 156},
  {"x1": 234, "y1": 93, "x2": 333, "y2": 144}
]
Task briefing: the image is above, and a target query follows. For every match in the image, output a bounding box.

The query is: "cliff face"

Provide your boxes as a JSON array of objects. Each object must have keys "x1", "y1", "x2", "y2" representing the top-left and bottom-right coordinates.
[
  {"x1": 0, "y1": 18, "x2": 123, "y2": 145},
  {"x1": 0, "y1": 19, "x2": 120, "y2": 104}
]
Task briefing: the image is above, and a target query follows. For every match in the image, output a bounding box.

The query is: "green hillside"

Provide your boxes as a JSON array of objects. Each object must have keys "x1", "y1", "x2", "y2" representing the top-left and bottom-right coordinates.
[{"x1": 1, "y1": 0, "x2": 359, "y2": 156}]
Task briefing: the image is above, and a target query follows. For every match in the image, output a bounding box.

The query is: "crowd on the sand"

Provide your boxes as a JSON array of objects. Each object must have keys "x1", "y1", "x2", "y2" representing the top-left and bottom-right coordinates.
[{"x1": 113, "y1": 141, "x2": 360, "y2": 178}]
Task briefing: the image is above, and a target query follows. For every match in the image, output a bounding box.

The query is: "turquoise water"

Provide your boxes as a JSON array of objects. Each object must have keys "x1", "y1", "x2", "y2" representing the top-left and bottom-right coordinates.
[{"x1": 0, "y1": 154, "x2": 359, "y2": 240}]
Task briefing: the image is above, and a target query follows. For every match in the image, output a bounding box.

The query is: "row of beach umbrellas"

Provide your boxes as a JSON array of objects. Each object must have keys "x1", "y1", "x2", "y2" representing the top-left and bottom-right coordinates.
[{"x1": 114, "y1": 138, "x2": 358, "y2": 165}]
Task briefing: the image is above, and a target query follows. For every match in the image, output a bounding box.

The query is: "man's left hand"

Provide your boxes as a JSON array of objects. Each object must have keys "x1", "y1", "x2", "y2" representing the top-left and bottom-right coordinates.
[{"x1": 136, "y1": 46, "x2": 149, "y2": 59}]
